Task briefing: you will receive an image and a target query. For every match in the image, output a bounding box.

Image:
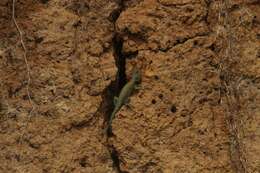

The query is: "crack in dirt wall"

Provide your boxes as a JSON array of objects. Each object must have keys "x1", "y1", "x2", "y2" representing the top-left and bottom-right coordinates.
[
  {"x1": 1, "y1": 0, "x2": 259, "y2": 172},
  {"x1": 103, "y1": 0, "x2": 127, "y2": 172}
]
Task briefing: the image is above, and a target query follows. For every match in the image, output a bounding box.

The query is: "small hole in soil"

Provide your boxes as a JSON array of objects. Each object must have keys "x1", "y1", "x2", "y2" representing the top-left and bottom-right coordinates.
[
  {"x1": 198, "y1": 129, "x2": 205, "y2": 135},
  {"x1": 194, "y1": 40, "x2": 198, "y2": 46},
  {"x1": 35, "y1": 37, "x2": 44, "y2": 43},
  {"x1": 154, "y1": 75, "x2": 159, "y2": 80},
  {"x1": 181, "y1": 114, "x2": 186, "y2": 117},
  {"x1": 158, "y1": 94, "x2": 163, "y2": 99},
  {"x1": 151, "y1": 99, "x2": 156, "y2": 104},
  {"x1": 208, "y1": 44, "x2": 216, "y2": 51},
  {"x1": 171, "y1": 105, "x2": 177, "y2": 113},
  {"x1": 79, "y1": 157, "x2": 87, "y2": 167}
]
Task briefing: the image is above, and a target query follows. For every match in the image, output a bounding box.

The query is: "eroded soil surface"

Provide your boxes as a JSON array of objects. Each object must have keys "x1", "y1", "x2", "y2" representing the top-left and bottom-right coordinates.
[{"x1": 0, "y1": 0, "x2": 259, "y2": 172}]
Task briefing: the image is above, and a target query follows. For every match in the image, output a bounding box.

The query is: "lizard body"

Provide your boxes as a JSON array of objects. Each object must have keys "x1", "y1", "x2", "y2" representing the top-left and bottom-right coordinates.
[{"x1": 107, "y1": 68, "x2": 141, "y2": 131}]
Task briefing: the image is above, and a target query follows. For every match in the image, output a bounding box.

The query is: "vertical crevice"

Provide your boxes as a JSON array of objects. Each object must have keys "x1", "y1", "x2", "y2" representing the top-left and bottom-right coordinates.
[
  {"x1": 102, "y1": 0, "x2": 126, "y2": 131},
  {"x1": 109, "y1": 145, "x2": 129, "y2": 173},
  {"x1": 111, "y1": 0, "x2": 127, "y2": 94},
  {"x1": 101, "y1": 0, "x2": 127, "y2": 173},
  {"x1": 113, "y1": 34, "x2": 127, "y2": 95}
]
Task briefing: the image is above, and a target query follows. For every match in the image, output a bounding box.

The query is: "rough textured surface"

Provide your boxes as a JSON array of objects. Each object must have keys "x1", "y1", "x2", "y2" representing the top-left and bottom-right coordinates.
[
  {"x1": 0, "y1": 0, "x2": 259, "y2": 172},
  {"x1": 0, "y1": 0, "x2": 116, "y2": 172}
]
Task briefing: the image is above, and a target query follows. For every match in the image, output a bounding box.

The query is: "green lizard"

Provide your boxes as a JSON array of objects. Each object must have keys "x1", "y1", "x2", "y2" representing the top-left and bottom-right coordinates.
[{"x1": 107, "y1": 68, "x2": 141, "y2": 132}]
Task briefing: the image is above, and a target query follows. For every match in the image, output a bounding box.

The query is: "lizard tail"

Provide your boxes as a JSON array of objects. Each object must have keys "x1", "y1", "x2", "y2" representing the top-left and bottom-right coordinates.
[
  {"x1": 105, "y1": 111, "x2": 116, "y2": 133},
  {"x1": 108, "y1": 111, "x2": 116, "y2": 127}
]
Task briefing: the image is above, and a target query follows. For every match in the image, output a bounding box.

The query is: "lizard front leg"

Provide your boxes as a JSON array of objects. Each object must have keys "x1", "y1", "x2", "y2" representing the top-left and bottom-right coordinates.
[{"x1": 113, "y1": 97, "x2": 118, "y2": 105}]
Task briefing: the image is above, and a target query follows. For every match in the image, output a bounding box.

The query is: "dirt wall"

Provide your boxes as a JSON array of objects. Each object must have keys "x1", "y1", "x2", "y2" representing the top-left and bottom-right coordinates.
[{"x1": 0, "y1": 0, "x2": 259, "y2": 173}]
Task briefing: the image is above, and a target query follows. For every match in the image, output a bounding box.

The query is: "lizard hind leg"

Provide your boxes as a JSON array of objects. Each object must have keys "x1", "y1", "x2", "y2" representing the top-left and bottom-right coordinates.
[
  {"x1": 124, "y1": 98, "x2": 132, "y2": 110},
  {"x1": 124, "y1": 98, "x2": 130, "y2": 104}
]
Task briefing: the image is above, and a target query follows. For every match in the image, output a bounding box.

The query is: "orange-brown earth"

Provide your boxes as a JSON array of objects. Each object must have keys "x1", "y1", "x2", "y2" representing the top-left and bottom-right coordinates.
[{"x1": 0, "y1": 0, "x2": 259, "y2": 172}]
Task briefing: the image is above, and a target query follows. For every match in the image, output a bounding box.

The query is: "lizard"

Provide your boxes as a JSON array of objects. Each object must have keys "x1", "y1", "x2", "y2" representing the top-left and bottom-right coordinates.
[{"x1": 107, "y1": 68, "x2": 141, "y2": 132}]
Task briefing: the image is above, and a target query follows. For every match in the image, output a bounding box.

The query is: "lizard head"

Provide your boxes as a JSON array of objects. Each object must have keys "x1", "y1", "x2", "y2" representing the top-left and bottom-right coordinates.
[{"x1": 132, "y1": 68, "x2": 141, "y2": 83}]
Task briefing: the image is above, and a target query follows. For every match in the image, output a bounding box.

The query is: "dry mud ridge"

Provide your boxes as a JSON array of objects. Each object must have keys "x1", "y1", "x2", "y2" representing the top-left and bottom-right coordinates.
[{"x1": 0, "y1": 0, "x2": 259, "y2": 173}]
